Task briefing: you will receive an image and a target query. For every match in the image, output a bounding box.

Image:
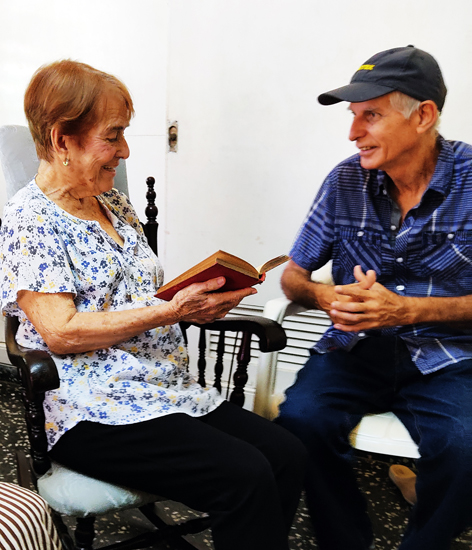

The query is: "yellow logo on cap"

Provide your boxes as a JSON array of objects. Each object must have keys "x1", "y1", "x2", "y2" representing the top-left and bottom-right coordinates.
[{"x1": 358, "y1": 64, "x2": 375, "y2": 71}]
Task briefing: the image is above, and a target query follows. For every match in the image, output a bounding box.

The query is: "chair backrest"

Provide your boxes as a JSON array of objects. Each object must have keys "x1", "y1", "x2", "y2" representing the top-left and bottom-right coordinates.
[
  {"x1": 0, "y1": 124, "x2": 158, "y2": 253},
  {"x1": 0, "y1": 125, "x2": 129, "y2": 200}
]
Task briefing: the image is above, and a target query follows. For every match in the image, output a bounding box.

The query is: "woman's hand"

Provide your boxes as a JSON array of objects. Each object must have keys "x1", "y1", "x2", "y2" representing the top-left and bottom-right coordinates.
[{"x1": 169, "y1": 277, "x2": 257, "y2": 324}]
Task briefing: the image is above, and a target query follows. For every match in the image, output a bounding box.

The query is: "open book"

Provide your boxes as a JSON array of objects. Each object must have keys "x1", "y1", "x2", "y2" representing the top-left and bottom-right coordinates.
[{"x1": 156, "y1": 250, "x2": 290, "y2": 301}]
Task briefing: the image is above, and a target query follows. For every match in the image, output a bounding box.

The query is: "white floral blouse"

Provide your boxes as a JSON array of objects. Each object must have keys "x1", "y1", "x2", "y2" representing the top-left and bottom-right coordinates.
[{"x1": 0, "y1": 180, "x2": 223, "y2": 449}]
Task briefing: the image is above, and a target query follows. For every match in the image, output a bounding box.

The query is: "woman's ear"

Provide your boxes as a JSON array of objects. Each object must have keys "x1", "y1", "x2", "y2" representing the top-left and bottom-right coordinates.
[
  {"x1": 416, "y1": 100, "x2": 439, "y2": 134},
  {"x1": 50, "y1": 127, "x2": 70, "y2": 164}
]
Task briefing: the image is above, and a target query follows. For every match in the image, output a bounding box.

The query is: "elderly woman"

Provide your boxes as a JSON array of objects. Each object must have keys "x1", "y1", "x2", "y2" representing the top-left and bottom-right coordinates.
[{"x1": 0, "y1": 60, "x2": 306, "y2": 550}]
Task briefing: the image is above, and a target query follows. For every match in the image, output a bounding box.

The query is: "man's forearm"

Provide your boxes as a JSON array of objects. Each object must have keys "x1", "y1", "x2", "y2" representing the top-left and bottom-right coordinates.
[
  {"x1": 332, "y1": 279, "x2": 472, "y2": 332},
  {"x1": 406, "y1": 295, "x2": 472, "y2": 327},
  {"x1": 281, "y1": 264, "x2": 335, "y2": 313}
]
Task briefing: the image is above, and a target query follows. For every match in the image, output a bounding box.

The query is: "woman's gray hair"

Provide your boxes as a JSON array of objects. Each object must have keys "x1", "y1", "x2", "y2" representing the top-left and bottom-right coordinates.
[{"x1": 389, "y1": 91, "x2": 440, "y2": 132}]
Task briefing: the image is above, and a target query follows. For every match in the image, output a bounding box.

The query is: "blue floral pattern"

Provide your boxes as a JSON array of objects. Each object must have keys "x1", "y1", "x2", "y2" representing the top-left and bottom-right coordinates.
[{"x1": 0, "y1": 181, "x2": 223, "y2": 449}]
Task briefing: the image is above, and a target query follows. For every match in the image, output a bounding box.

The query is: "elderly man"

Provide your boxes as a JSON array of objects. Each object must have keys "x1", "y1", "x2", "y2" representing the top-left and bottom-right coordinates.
[{"x1": 276, "y1": 46, "x2": 472, "y2": 550}]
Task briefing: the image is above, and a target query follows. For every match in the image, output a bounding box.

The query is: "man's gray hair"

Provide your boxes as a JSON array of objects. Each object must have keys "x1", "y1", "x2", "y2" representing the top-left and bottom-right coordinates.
[{"x1": 389, "y1": 91, "x2": 440, "y2": 131}]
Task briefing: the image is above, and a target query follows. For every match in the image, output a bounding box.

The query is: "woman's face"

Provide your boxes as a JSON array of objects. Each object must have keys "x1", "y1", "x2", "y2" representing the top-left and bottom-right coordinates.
[{"x1": 66, "y1": 92, "x2": 130, "y2": 197}]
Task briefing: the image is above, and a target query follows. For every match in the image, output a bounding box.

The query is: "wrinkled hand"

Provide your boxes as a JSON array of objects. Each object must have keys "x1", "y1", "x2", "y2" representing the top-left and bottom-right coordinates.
[
  {"x1": 329, "y1": 265, "x2": 409, "y2": 331},
  {"x1": 169, "y1": 277, "x2": 257, "y2": 324}
]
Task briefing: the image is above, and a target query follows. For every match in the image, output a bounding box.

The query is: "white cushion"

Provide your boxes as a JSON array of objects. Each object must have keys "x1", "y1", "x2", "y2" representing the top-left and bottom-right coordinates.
[
  {"x1": 0, "y1": 125, "x2": 129, "y2": 200},
  {"x1": 0, "y1": 125, "x2": 39, "y2": 200},
  {"x1": 37, "y1": 462, "x2": 159, "y2": 517},
  {"x1": 350, "y1": 412, "x2": 420, "y2": 459}
]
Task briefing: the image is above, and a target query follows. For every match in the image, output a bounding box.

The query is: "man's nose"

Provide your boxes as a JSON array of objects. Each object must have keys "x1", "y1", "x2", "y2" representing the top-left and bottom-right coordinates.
[{"x1": 349, "y1": 116, "x2": 365, "y2": 142}]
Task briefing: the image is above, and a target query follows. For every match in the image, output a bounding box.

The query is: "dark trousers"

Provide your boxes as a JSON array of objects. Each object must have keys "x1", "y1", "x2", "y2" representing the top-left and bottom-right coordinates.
[
  {"x1": 49, "y1": 401, "x2": 307, "y2": 550},
  {"x1": 276, "y1": 336, "x2": 472, "y2": 550}
]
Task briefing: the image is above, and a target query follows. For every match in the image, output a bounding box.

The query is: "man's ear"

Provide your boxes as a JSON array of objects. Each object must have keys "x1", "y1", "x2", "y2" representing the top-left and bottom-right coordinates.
[{"x1": 416, "y1": 100, "x2": 439, "y2": 134}]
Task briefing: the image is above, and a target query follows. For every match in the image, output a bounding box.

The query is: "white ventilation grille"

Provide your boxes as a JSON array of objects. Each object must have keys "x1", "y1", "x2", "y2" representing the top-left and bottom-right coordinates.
[
  {"x1": 209, "y1": 304, "x2": 331, "y2": 370},
  {"x1": 204, "y1": 303, "x2": 331, "y2": 407},
  {"x1": 276, "y1": 309, "x2": 330, "y2": 366}
]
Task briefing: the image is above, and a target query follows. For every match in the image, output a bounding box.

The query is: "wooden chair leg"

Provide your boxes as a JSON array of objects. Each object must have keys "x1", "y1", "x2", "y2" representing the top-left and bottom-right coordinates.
[
  {"x1": 15, "y1": 449, "x2": 32, "y2": 489},
  {"x1": 75, "y1": 516, "x2": 96, "y2": 550}
]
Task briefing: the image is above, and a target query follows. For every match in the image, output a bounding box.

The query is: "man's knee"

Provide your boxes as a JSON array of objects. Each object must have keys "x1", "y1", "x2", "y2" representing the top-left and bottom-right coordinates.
[
  {"x1": 422, "y1": 430, "x2": 472, "y2": 476},
  {"x1": 276, "y1": 397, "x2": 348, "y2": 452}
]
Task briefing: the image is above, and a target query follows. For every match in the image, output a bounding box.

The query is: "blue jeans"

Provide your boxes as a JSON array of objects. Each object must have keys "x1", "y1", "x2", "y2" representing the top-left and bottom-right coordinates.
[{"x1": 276, "y1": 336, "x2": 472, "y2": 550}]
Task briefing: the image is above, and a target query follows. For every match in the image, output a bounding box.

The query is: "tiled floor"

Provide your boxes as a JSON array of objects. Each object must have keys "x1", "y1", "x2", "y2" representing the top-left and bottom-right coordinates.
[{"x1": 0, "y1": 381, "x2": 470, "y2": 549}]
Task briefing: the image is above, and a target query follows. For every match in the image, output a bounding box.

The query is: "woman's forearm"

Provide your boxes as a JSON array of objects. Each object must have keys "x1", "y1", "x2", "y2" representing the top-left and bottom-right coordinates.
[
  {"x1": 17, "y1": 291, "x2": 180, "y2": 354},
  {"x1": 17, "y1": 278, "x2": 255, "y2": 355}
]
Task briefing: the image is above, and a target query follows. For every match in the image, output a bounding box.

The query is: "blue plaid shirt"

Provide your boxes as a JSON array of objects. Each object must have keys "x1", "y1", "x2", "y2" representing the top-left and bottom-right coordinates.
[{"x1": 291, "y1": 136, "x2": 472, "y2": 374}]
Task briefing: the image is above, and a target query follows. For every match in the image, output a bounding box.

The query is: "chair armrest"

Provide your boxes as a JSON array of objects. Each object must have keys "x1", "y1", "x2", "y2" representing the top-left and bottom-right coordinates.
[
  {"x1": 5, "y1": 315, "x2": 58, "y2": 475},
  {"x1": 253, "y1": 297, "x2": 310, "y2": 418},
  {"x1": 180, "y1": 315, "x2": 286, "y2": 407},
  {"x1": 261, "y1": 297, "x2": 308, "y2": 323},
  {"x1": 5, "y1": 316, "x2": 60, "y2": 395},
  {"x1": 190, "y1": 315, "x2": 286, "y2": 353}
]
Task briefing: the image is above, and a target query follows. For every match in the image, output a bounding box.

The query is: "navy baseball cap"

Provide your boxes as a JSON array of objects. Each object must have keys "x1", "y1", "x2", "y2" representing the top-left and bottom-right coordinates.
[{"x1": 318, "y1": 45, "x2": 447, "y2": 111}]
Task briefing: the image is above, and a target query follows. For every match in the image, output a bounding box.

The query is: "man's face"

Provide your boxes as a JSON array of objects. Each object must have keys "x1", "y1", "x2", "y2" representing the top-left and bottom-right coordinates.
[{"x1": 348, "y1": 94, "x2": 420, "y2": 174}]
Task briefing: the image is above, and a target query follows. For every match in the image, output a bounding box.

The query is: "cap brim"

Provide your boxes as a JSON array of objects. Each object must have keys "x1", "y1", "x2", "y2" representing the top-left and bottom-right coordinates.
[{"x1": 318, "y1": 82, "x2": 396, "y2": 105}]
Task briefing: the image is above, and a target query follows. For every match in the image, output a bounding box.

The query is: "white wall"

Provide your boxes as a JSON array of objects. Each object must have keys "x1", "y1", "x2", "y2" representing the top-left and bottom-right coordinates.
[
  {"x1": 2, "y1": 0, "x2": 472, "y2": 364},
  {"x1": 0, "y1": 0, "x2": 169, "y2": 229},
  {"x1": 0, "y1": 0, "x2": 170, "y2": 358},
  {"x1": 166, "y1": 0, "x2": 472, "y2": 307},
  {"x1": 3, "y1": 0, "x2": 472, "y2": 302}
]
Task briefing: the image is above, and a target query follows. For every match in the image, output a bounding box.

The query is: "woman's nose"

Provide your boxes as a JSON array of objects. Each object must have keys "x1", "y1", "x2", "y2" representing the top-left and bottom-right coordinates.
[{"x1": 117, "y1": 136, "x2": 130, "y2": 159}]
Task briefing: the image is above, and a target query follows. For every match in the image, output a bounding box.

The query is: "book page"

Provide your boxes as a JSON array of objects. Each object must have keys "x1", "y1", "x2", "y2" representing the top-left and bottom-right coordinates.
[
  {"x1": 256, "y1": 254, "x2": 290, "y2": 274},
  {"x1": 217, "y1": 257, "x2": 259, "y2": 278}
]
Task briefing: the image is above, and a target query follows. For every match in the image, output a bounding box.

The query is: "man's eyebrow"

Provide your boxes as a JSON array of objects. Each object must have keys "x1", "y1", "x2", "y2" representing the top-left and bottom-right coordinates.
[{"x1": 347, "y1": 106, "x2": 379, "y2": 114}]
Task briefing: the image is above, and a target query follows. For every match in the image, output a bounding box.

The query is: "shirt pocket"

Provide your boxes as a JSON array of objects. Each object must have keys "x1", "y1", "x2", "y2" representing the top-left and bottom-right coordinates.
[
  {"x1": 332, "y1": 227, "x2": 383, "y2": 282},
  {"x1": 421, "y1": 231, "x2": 472, "y2": 279}
]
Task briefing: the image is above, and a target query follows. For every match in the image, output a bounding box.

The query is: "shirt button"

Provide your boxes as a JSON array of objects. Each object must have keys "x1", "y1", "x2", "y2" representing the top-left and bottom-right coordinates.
[
  {"x1": 396, "y1": 285, "x2": 405, "y2": 291},
  {"x1": 383, "y1": 189, "x2": 387, "y2": 195},
  {"x1": 358, "y1": 332, "x2": 366, "y2": 338},
  {"x1": 396, "y1": 257, "x2": 403, "y2": 263},
  {"x1": 447, "y1": 233, "x2": 454, "y2": 240},
  {"x1": 357, "y1": 231, "x2": 364, "y2": 237},
  {"x1": 390, "y1": 225, "x2": 397, "y2": 231}
]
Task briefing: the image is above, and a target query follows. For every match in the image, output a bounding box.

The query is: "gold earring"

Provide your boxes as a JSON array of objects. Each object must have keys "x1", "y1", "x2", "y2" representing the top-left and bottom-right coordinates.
[{"x1": 63, "y1": 158, "x2": 69, "y2": 166}]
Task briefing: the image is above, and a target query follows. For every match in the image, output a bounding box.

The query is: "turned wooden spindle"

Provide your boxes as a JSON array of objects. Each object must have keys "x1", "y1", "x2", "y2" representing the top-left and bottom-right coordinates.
[
  {"x1": 213, "y1": 332, "x2": 225, "y2": 394},
  {"x1": 20, "y1": 389, "x2": 50, "y2": 476},
  {"x1": 197, "y1": 329, "x2": 207, "y2": 388},
  {"x1": 229, "y1": 331, "x2": 251, "y2": 407},
  {"x1": 144, "y1": 176, "x2": 158, "y2": 255}
]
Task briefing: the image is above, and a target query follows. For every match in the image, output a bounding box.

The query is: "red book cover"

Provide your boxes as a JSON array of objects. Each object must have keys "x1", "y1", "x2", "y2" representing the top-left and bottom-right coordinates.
[{"x1": 155, "y1": 250, "x2": 288, "y2": 301}]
